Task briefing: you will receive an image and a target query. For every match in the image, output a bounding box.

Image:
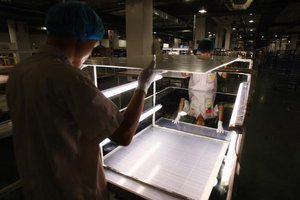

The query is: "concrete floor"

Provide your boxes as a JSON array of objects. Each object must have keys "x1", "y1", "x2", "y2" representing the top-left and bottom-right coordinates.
[{"x1": 233, "y1": 66, "x2": 300, "y2": 200}]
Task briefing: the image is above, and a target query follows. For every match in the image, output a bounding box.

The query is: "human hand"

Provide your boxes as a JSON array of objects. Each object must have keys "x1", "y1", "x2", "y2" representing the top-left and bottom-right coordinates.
[
  {"x1": 172, "y1": 112, "x2": 181, "y2": 124},
  {"x1": 136, "y1": 61, "x2": 164, "y2": 94},
  {"x1": 216, "y1": 121, "x2": 224, "y2": 133},
  {"x1": 181, "y1": 72, "x2": 188, "y2": 77}
]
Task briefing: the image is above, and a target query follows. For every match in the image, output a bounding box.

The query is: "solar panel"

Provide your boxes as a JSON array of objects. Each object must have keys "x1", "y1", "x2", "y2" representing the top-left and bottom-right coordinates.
[
  {"x1": 85, "y1": 55, "x2": 238, "y2": 74},
  {"x1": 104, "y1": 123, "x2": 229, "y2": 200}
]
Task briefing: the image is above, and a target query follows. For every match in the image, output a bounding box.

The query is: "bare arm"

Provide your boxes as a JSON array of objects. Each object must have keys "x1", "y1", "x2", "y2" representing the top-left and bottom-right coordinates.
[
  {"x1": 110, "y1": 60, "x2": 162, "y2": 145},
  {"x1": 221, "y1": 72, "x2": 228, "y2": 78},
  {"x1": 218, "y1": 104, "x2": 224, "y2": 122},
  {"x1": 178, "y1": 97, "x2": 186, "y2": 112},
  {"x1": 220, "y1": 65, "x2": 228, "y2": 78},
  {"x1": 109, "y1": 90, "x2": 145, "y2": 146}
]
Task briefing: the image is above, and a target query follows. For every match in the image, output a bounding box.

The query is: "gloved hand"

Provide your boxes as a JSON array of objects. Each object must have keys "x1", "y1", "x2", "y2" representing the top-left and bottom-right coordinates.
[
  {"x1": 137, "y1": 61, "x2": 162, "y2": 94},
  {"x1": 216, "y1": 121, "x2": 224, "y2": 133},
  {"x1": 172, "y1": 112, "x2": 181, "y2": 124}
]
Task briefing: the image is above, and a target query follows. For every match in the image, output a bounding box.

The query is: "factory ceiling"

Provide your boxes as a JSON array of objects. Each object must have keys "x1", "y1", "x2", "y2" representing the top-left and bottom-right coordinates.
[{"x1": 0, "y1": 0, "x2": 299, "y2": 48}]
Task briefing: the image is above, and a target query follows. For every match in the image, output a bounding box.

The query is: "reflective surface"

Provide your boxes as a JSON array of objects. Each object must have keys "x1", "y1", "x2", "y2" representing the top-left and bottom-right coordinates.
[
  {"x1": 85, "y1": 55, "x2": 238, "y2": 74},
  {"x1": 104, "y1": 123, "x2": 229, "y2": 200}
]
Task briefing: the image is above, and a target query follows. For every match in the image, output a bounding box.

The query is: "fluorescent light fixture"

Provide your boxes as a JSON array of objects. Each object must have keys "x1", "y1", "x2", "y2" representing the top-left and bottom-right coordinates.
[
  {"x1": 249, "y1": 20, "x2": 254, "y2": 23},
  {"x1": 198, "y1": 7, "x2": 207, "y2": 14},
  {"x1": 99, "y1": 104, "x2": 162, "y2": 147},
  {"x1": 139, "y1": 104, "x2": 162, "y2": 122},
  {"x1": 36, "y1": 26, "x2": 47, "y2": 30},
  {"x1": 102, "y1": 75, "x2": 163, "y2": 98},
  {"x1": 229, "y1": 84, "x2": 243, "y2": 127},
  {"x1": 180, "y1": 29, "x2": 192, "y2": 33},
  {"x1": 100, "y1": 138, "x2": 111, "y2": 146},
  {"x1": 102, "y1": 81, "x2": 137, "y2": 98},
  {"x1": 221, "y1": 131, "x2": 238, "y2": 186},
  {"x1": 229, "y1": 82, "x2": 249, "y2": 127}
]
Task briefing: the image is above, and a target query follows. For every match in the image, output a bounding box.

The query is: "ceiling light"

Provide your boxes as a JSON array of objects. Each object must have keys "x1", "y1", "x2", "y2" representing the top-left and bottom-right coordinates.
[
  {"x1": 249, "y1": 20, "x2": 254, "y2": 23},
  {"x1": 261, "y1": 36, "x2": 264, "y2": 38},
  {"x1": 250, "y1": 29, "x2": 254, "y2": 31},
  {"x1": 198, "y1": 7, "x2": 207, "y2": 14},
  {"x1": 37, "y1": 26, "x2": 47, "y2": 30},
  {"x1": 275, "y1": 35, "x2": 277, "y2": 37},
  {"x1": 250, "y1": 13, "x2": 253, "y2": 15},
  {"x1": 232, "y1": 27, "x2": 236, "y2": 31},
  {"x1": 180, "y1": 30, "x2": 192, "y2": 32}
]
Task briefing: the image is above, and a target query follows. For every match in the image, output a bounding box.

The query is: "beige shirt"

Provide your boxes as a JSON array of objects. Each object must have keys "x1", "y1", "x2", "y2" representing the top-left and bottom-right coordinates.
[{"x1": 7, "y1": 45, "x2": 123, "y2": 200}]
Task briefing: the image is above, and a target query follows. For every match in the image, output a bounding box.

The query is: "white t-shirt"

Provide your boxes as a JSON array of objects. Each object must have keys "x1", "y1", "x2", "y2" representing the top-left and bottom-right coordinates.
[
  {"x1": 183, "y1": 90, "x2": 218, "y2": 119},
  {"x1": 188, "y1": 72, "x2": 218, "y2": 92},
  {"x1": 7, "y1": 45, "x2": 123, "y2": 200}
]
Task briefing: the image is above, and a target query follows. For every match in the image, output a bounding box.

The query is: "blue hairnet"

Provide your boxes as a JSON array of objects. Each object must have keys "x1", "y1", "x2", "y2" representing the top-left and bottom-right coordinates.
[
  {"x1": 197, "y1": 39, "x2": 215, "y2": 53},
  {"x1": 45, "y1": 2, "x2": 104, "y2": 40}
]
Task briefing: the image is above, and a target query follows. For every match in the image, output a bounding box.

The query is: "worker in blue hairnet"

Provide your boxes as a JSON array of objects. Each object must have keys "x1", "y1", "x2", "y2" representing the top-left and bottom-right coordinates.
[
  {"x1": 173, "y1": 39, "x2": 227, "y2": 133},
  {"x1": 7, "y1": 2, "x2": 160, "y2": 200}
]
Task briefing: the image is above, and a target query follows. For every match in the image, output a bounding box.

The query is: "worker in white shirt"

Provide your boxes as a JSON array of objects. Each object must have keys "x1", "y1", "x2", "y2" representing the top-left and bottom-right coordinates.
[{"x1": 173, "y1": 39, "x2": 227, "y2": 133}]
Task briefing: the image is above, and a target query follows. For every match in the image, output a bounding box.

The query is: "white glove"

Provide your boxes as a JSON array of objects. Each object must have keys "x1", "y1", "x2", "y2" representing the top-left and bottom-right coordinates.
[
  {"x1": 217, "y1": 121, "x2": 224, "y2": 133},
  {"x1": 172, "y1": 112, "x2": 181, "y2": 124},
  {"x1": 137, "y1": 61, "x2": 162, "y2": 94}
]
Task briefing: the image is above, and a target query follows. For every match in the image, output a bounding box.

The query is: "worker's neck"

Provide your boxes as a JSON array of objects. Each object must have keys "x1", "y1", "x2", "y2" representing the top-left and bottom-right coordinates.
[{"x1": 46, "y1": 35, "x2": 78, "y2": 65}]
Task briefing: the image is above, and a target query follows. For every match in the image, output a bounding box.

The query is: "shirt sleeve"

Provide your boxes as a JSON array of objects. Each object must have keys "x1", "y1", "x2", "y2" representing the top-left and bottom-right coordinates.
[{"x1": 59, "y1": 70, "x2": 123, "y2": 142}]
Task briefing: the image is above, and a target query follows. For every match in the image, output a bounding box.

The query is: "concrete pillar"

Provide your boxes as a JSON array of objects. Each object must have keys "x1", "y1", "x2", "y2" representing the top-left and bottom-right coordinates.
[
  {"x1": 280, "y1": 38, "x2": 288, "y2": 50},
  {"x1": 275, "y1": 39, "x2": 280, "y2": 51},
  {"x1": 7, "y1": 20, "x2": 32, "y2": 62},
  {"x1": 125, "y1": 0, "x2": 153, "y2": 58},
  {"x1": 112, "y1": 31, "x2": 120, "y2": 50},
  {"x1": 288, "y1": 35, "x2": 298, "y2": 50},
  {"x1": 215, "y1": 25, "x2": 224, "y2": 49},
  {"x1": 173, "y1": 38, "x2": 181, "y2": 48},
  {"x1": 194, "y1": 16, "x2": 206, "y2": 49},
  {"x1": 153, "y1": 37, "x2": 163, "y2": 55},
  {"x1": 224, "y1": 29, "x2": 231, "y2": 50}
]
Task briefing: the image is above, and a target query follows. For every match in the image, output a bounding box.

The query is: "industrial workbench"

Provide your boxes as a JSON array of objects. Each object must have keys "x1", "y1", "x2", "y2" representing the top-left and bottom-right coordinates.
[{"x1": 83, "y1": 54, "x2": 253, "y2": 200}]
